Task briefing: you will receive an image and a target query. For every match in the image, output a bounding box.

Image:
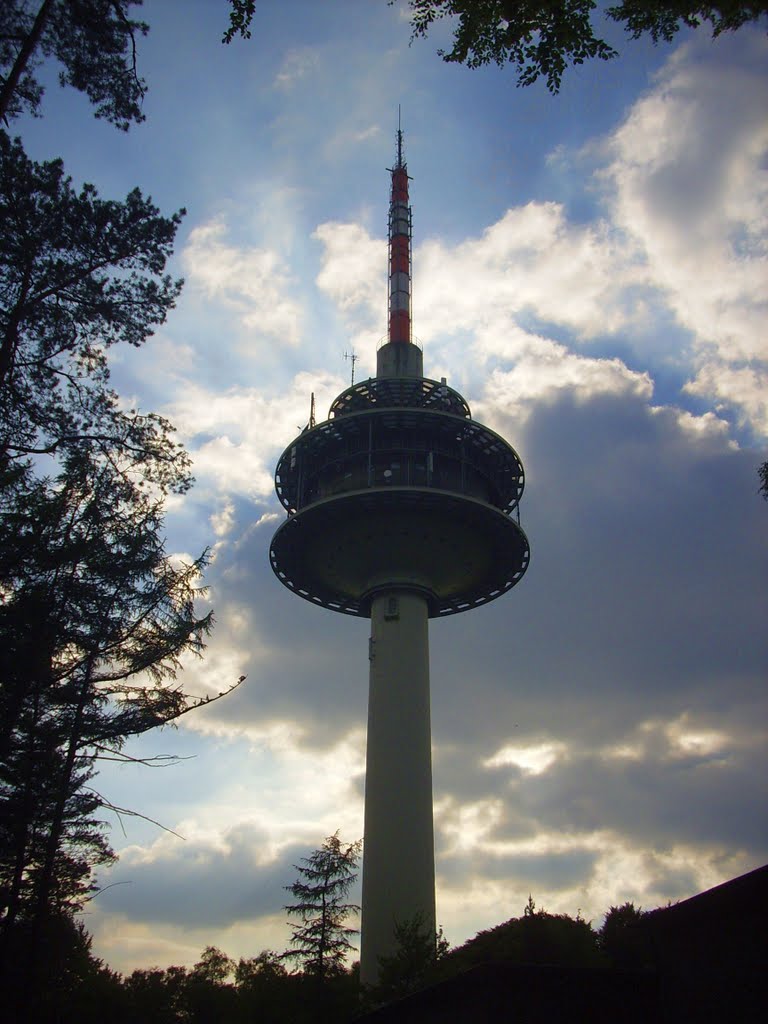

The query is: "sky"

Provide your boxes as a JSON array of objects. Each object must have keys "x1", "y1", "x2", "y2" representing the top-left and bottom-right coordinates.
[{"x1": 13, "y1": 0, "x2": 768, "y2": 975}]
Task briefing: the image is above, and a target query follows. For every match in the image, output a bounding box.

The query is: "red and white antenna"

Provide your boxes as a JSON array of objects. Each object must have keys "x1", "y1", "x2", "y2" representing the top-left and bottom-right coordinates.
[{"x1": 387, "y1": 107, "x2": 412, "y2": 345}]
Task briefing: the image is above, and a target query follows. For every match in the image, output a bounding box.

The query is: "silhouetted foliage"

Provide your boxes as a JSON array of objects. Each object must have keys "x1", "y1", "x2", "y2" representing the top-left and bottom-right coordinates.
[
  {"x1": 370, "y1": 911, "x2": 450, "y2": 1002},
  {"x1": 435, "y1": 897, "x2": 602, "y2": 977},
  {"x1": 598, "y1": 901, "x2": 653, "y2": 968},
  {"x1": 0, "y1": 132, "x2": 188, "y2": 488},
  {"x1": 397, "y1": 1, "x2": 768, "y2": 92},
  {"x1": 223, "y1": 0, "x2": 257, "y2": 43},
  {"x1": 759, "y1": 461, "x2": 767, "y2": 500},
  {"x1": 0, "y1": 449, "x2": 219, "y2": 944},
  {"x1": 283, "y1": 832, "x2": 362, "y2": 981},
  {"x1": 123, "y1": 964, "x2": 190, "y2": 1024},
  {"x1": 15, "y1": 871, "x2": 756, "y2": 1022},
  {"x1": 235, "y1": 951, "x2": 295, "y2": 1021},
  {"x1": 0, "y1": 6, "x2": 258, "y2": 1015},
  {"x1": 184, "y1": 947, "x2": 239, "y2": 1024},
  {"x1": 0, "y1": 0, "x2": 149, "y2": 129},
  {"x1": 191, "y1": 945, "x2": 235, "y2": 984},
  {"x1": 0, "y1": 911, "x2": 123, "y2": 1024}
]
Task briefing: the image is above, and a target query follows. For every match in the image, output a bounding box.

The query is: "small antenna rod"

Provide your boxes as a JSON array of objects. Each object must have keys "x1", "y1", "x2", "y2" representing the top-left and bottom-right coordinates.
[{"x1": 344, "y1": 349, "x2": 358, "y2": 385}]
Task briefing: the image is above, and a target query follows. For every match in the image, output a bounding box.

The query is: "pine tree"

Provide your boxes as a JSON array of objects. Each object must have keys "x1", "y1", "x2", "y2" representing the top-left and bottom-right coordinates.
[
  {"x1": 0, "y1": 0, "x2": 148, "y2": 128},
  {"x1": 283, "y1": 833, "x2": 362, "y2": 980},
  {"x1": 0, "y1": 132, "x2": 187, "y2": 490},
  {"x1": 0, "y1": 450, "x2": 220, "y2": 932}
]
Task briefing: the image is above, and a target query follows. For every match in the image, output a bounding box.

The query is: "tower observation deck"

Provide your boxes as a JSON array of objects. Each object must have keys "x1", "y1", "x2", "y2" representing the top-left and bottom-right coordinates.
[{"x1": 270, "y1": 125, "x2": 530, "y2": 986}]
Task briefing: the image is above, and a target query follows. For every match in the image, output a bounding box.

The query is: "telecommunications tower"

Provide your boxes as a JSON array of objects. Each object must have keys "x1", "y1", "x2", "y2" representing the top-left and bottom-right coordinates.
[{"x1": 270, "y1": 126, "x2": 530, "y2": 985}]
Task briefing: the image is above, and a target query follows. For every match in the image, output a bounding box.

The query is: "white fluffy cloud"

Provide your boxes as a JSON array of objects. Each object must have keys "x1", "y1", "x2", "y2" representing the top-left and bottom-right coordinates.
[
  {"x1": 166, "y1": 369, "x2": 344, "y2": 499},
  {"x1": 477, "y1": 332, "x2": 653, "y2": 424},
  {"x1": 603, "y1": 31, "x2": 768, "y2": 433},
  {"x1": 183, "y1": 219, "x2": 304, "y2": 345},
  {"x1": 313, "y1": 221, "x2": 386, "y2": 339},
  {"x1": 415, "y1": 202, "x2": 647, "y2": 342}
]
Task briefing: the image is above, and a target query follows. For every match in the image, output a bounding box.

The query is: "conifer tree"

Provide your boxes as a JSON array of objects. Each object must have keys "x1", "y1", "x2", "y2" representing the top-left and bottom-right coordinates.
[
  {"x1": 283, "y1": 833, "x2": 362, "y2": 980},
  {"x1": 0, "y1": 0, "x2": 148, "y2": 128},
  {"x1": 0, "y1": 450, "x2": 219, "y2": 932}
]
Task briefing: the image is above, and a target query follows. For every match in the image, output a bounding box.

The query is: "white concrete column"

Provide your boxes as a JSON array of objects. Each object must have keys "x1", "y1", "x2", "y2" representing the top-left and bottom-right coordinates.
[{"x1": 360, "y1": 589, "x2": 436, "y2": 987}]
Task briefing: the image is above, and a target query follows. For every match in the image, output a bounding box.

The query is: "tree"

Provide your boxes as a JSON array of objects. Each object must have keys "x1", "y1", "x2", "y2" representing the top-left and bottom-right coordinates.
[
  {"x1": 223, "y1": 0, "x2": 257, "y2": 43},
  {"x1": 123, "y1": 964, "x2": 189, "y2": 1024},
  {"x1": 397, "y1": 1, "x2": 768, "y2": 92},
  {"x1": 0, "y1": 131, "x2": 187, "y2": 491},
  {"x1": 372, "y1": 912, "x2": 450, "y2": 1001},
  {"x1": 0, "y1": 911, "x2": 123, "y2": 1024},
  {"x1": 191, "y1": 945, "x2": 235, "y2": 984},
  {"x1": 434, "y1": 899, "x2": 601, "y2": 976},
  {"x1": 0, "y1": 0, "x2": 149, "y2": 129},
  {"x1": 283, "y1": 832, "x2": 362, "y2": 981},
  {"x1": 0, "y1": 446, "x2": 240, "y2": 948},
  {"x1": 598, "y1": 901, "x2": 652, "y2": 968},
  {"x1": 0, "y1": 6, "x2": 257, "y2": 1011},
  {"x1": 759, "y1": 461, "x2": 767, "y2": 500}
]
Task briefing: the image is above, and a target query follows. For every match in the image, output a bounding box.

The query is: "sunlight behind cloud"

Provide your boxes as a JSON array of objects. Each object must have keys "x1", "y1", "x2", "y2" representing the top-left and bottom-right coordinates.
[
  {"x1": 484, "y1": 741, "x2": 567, "y2": 775},
  {"x1": 478, "y1": 343, "x2": 652, "y2": 422},
  {"x1": 314, "y1": 221, "x2": 386, "y2": 324},
  {"x1": 167, "y1": 370, "x2": 344, "y2": 500},
  {"x1": 603, "y1": 32, "x2": 768, "y2": 436},
  {"x1": 183, "y1": 220, "x2": 304, "y2": 344}
]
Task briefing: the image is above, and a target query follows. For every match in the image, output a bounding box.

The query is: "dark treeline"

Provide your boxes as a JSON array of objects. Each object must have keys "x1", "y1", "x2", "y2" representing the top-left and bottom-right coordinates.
[{"x1": 0, "y1": 894, "x2": 654, "y2": 1023}]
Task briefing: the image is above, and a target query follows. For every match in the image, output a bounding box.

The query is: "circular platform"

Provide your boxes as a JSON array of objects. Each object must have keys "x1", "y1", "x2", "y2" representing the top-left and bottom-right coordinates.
[
  {"x1": 330, "y1": 376, "x2": 471, "y2": 419},
  {"x1": 270, "y1": 487, "x2": 530, "y2": 618},
  {"x1": 275, "y1": 407, "x2": 525, "y2": 516}
]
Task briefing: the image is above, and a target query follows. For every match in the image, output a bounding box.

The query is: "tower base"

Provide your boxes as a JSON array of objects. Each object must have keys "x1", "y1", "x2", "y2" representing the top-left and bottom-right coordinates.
[{"x1": 360, "y1": 589, "x2": 436, "y2": 987}]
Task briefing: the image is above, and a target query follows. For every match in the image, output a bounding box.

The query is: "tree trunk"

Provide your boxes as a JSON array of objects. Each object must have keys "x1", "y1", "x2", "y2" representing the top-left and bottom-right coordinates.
[{"x1": 0, "y1": 0, "x2": 55, "y2": 123}]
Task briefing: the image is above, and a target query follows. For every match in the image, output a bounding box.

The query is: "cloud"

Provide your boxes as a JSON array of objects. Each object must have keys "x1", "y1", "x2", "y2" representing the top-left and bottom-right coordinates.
[
  {"x1": 210, "y1": 499, "x2": 235, "y2": 538},
  {"x1": 684, "y1": 361, "x2": 768, "y2": 435},
  {"x1": 166, "y1": 369, "x2": 345, "y2": 500},
  {"x1": 415, "y1": 202, "x2": 648, "y2": 343},
  {"x1": 314, "y1": 222, "x2": 386, "y2": 320},
  {"x1": 182, "y1": 219, "x2": 304, "y2": 345},
  {"x1": 602, "y1": 30, "x2": 768, "y2": 434},
  {"x1": 484, "y1": 740, "x2": 567, "y2": 776},
  {"x1": 97, "y1": 825, "x2": 307, "y2": 928},
  {"x1": 476, "y1": 334, "x2": 653, "y2": 423},
  {"x1": 273, "y1": 48, "x2": 320, "y2": 90}
]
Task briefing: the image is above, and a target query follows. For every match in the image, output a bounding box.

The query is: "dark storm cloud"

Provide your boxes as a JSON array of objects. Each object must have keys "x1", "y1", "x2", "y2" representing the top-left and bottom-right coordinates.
[
  {"x1": 430, "y1": 391, "x2": 767, "y2": 750},
  {"x1": 518, "y1": 743, "x2": 768, "y2": 854},
  {"x1": 194, "y1": 383, "x2": 766, "y2": 882},
  {"x1": 203, "y1": 388, "x2": 766, "y2": 759},
  {"x1": 98, "y1": 826, "x2": 310, "y2": 929},
  {"x1": 641, "y1": 858, "x2": 699, "y2": 902},
  {"x1": 437, "y1": 848, "x2": 597, "y2": 893}
]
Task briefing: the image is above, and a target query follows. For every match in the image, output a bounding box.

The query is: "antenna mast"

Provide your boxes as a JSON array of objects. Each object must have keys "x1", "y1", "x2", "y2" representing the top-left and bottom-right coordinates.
[
  {"x1": 344, "y1": 349, "x2": 358, "y2": 385},
  {"x1": 388, "y1": 108, "x2": 412, "y2": 345}
]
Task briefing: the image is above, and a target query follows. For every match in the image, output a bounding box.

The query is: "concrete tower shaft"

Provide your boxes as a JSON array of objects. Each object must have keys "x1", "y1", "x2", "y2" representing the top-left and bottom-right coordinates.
[
  {"x1": 270, "y1": 125, "x2": 530, "y2": 987},
  {"x1": 363, "y1": 589, "x2": 435, "y2": 977}
]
